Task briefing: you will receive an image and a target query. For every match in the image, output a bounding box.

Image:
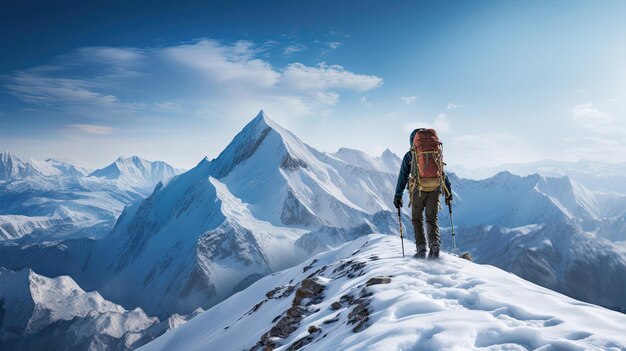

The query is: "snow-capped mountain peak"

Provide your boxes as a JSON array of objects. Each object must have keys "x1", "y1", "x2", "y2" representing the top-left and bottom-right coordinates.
[
  {"x1": 1, "y1": 151, "x2": 89, "y2": 179},
  {"x1": 0, "y1": 151, "x2": 27, "y2": 179},
  {"x1": 89, "y1": 156, "x2": 177, "y2": 190},
  {"x1": 207, "y1": 110, "x2": 313, "y2": 179},
  {"x1": 0, "y1": 268, "x2": 144, "y2": 338}
]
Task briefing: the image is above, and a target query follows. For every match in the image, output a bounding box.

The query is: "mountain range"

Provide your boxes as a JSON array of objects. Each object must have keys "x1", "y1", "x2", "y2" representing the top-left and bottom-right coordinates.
[
  {"x1": 1, "y1": 111, "x2": 626, "y2": 350},
  {"x1": 0, "y1": 153, "x2": 177, "y2": 242}
]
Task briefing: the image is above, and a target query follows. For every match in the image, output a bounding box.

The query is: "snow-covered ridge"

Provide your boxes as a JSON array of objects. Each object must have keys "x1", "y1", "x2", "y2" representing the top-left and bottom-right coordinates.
[
  {"x1": 142, "y1": 234, "x2": 626, "y2": 351},
  {"x1": 0, "y1": 151, "x2": 89, "y2": 179}
]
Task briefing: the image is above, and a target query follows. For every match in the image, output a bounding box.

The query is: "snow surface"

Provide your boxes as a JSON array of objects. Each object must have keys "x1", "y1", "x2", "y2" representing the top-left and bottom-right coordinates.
[{"x1": 142, "y1": 234, "x2": 626, "y2": 351}]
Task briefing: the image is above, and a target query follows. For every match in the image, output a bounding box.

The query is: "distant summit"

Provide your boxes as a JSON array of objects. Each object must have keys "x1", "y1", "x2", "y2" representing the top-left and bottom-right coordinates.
[
  {"x1": 89, "y1": 156, "x2": 177, "y2": 190},
  {"x1": 1, "y1": 151, "x2": 90, "y2": 179}
]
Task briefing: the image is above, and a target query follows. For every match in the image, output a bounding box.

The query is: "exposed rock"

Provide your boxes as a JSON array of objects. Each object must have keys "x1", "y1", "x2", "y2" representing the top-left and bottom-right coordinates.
[
  {"x1": 366, "y1": 276, "x2": 392, "y2": 286},
  {"x1": 339, "y1": 294, "x2": 354, "y2": 304},
  {"x1": 307, "y1": 325, "x2": 320, "y2": 334},
  {"x1": 280, "y1": 154, "x2": 308, "y2": 172},
  {"x1": 330, "y1": 301, "x2": 342, "y2": 310},
  {"x1": 286, "y1": 335, "x2": 314, "y2": 351},
  {"x1": 322, "y1": 313, "x2": 340, "y2": 324},
  {"x1": 251, "y1": 277, "x2": 326, "y2": 350},
  {"x1": 347, "y1": 299, "x2": 371, "y2": 333},
  {"x1": 332, "y1": 259, "x2": 366, "y2": 279},
  {"x1": 293, "y1": 278, "x2": 325, "y2": 306},
  {"x1": 266, "y1": 284, "x2": 296, "y2": 299},
  {"x1": 461, "y1": 252, "x2": 472, "y2": 261},
  {"x1": 302, "y1": 259, "x2": 318, "y2": 273}
]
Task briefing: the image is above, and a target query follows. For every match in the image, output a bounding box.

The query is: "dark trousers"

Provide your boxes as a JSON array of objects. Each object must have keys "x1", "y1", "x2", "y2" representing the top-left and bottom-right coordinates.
[{"x1": 411, "y1": 188, "x2": 441, "y2": 253}]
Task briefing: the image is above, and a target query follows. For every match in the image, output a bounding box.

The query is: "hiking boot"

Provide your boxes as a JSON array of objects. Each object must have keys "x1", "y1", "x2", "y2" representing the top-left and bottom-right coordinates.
[
  {"x1": 415, "y1": 245, "x2": 427, "y2": 259},
  {"x1": 428, "y1": 246, "x2": 440, "y2": 259}
]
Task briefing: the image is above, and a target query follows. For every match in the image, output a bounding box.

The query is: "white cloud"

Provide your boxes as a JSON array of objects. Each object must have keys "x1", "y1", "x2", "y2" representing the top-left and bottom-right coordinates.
[
  {"x1": 282, "y1": 62, "x2": 382, "y2": 92},
  {"x1": 571, "y1": 102, "x2": 621, "y2": 134},
  {"x1": 327, "y1": 41, "x2": 342, "y2": 50},
  {"x1": 6, "y1": 72, "x2": 121, "y2": 107},
  {"x1": 283, "y1": 44, "x2": 306, "y2": 56},
  {"x1": 4, "y1": 39, "x2": 383, "y2": 122},
  {"x1": 401, "y1": 96, "x2": 417, "y2": 106},
  {"x1": 446, "y1": 102, "x2": 462, "y2": 110},
  {"x1": 67, "y1": 124, "x2": 113, "y2": 134},
  {"x1": 164, "y1": 40, "x2": 280, "y2": 87}
]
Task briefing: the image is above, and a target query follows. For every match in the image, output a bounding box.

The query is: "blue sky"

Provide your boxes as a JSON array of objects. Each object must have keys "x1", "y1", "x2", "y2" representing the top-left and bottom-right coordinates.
[{"x1": 1, "y1": 0, "x2": 625, "y2": 169}]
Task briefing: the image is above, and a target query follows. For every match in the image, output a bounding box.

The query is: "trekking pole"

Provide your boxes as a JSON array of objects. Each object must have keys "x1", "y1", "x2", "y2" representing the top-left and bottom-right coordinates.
[
  {"x1": 448, "y1": 203, "x2": 458, "y2": 256},
  {"x1": 397, "y1": 207, "x2": 405, "y2": 258}
]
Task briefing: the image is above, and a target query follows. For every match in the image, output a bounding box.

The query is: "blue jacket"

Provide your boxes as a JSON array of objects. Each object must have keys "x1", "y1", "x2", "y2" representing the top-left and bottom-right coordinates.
[{"x1": 394, "y1": 151, "x2": 452, "y2": 198}]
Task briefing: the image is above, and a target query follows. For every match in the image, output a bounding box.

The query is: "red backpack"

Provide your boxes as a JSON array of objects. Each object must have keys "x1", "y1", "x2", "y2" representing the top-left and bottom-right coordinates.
[{"x1": 409, "y1": 129, "x2": 446, "y2": 196}]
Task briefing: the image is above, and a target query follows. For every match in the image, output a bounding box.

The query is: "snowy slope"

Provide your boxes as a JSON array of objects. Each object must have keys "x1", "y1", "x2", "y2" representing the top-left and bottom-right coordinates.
[
  {"x1": 329, "y1": 147, "x2": 400, "y2": 174},
  {"x1": 0, "y1": 268, "x2": 157, "y2": 350},
  {"x1": 142, "y1": 234, "x2": 626, "y2": 351},
  {"x1": 439, "y1": 221, "x2": 626, "y2": 312}
]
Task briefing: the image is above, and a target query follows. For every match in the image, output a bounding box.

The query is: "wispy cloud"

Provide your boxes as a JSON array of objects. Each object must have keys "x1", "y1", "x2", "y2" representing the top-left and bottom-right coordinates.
[
  {"x1": 67, "y1": 124, "x2": 113, "y2": 134},
  {"x1": 282, "y1": 62, "x2": 382, "y2": 92},
  {"x1": 401, "y1": 96, "x2": 417, "y2": 106},
  {"x1": 4, "y1": 39, "x2": 383, "y2": 122},
  {"x1": 571, "y1": 102, "x2": 622, "y2": 134},
  {"x1": 283, "y1": 44, "x2": 307, "y2": 56},
  {"x1": 446, "y1": 102, "x2": 462, "y2": 110},
  {"x1": 327, "y1": 41, "x2": 342, "y2": 50}
]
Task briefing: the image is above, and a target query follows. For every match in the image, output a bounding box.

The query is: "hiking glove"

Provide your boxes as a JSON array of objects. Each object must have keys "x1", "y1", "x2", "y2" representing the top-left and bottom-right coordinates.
[
  {"x1": 393, "y1": 196, "x2": 403, "y2": 209},
  {"x1": 445, "y1": 194, "x2": 453, "y2": 206}
]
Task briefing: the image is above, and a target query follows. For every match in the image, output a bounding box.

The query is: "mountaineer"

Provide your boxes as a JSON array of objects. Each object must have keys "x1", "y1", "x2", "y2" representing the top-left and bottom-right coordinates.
[{"x1": 393, "y1": 128, "x2": 452, "y2": 259}]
